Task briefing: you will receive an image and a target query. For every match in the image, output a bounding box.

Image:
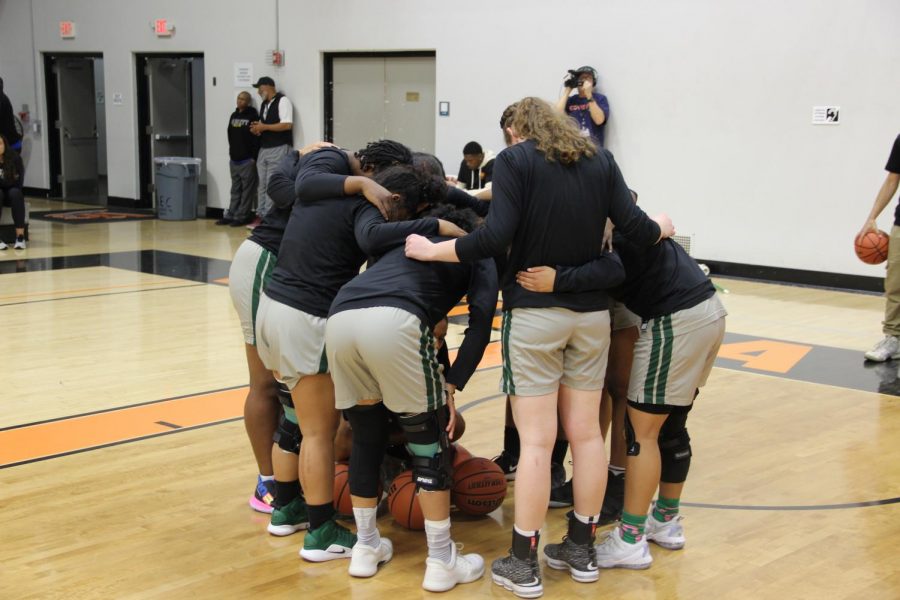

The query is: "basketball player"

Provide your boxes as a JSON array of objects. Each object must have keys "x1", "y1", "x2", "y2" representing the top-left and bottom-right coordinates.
[
  {"x1": 256, "y1": 147, "x2": 463, "y2": 562},
  {"x1": 326, "y1": 204, "x2": 497, "y2": 589},
  {"x1": 517, "y1": 203, "x2": 726, "y2": 569},
  {"x1": 405, "y1": 97, "x2": 673, "y2": 598}
]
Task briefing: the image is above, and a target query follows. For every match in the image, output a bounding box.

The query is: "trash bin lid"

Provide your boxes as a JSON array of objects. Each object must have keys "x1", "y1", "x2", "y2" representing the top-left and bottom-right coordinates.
[{"x1": 154, "y1": 156, "x2": 202, "y2": 175}]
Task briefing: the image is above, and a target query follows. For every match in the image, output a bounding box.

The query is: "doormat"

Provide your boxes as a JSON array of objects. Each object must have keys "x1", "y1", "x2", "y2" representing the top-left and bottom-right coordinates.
[{"x1": 29, "y1": 209, "x2": 156, "y2": 224}]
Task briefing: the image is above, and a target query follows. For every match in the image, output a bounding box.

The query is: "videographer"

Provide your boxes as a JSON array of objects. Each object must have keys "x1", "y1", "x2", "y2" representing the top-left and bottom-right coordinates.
[{"x1": 555, "y1": 65, "x2": 609, "y2": 147}]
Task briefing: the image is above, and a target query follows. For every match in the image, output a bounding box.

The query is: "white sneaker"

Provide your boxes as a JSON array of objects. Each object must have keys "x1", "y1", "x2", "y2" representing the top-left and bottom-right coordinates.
[
  {"x1": 348, "y1": 538, "x2": 393, "y2": 578},
  {"x1": 865, "y1": 335, "x2": 900, "y2": 362},
  {"x1": 0, "y1": 241, "x2": 7, "y2": 250},
  {"x1": 13, "y1": 238, "x2": 25, "y2": 250},
  {"x1": 645, "y1": 513, "x2": 685, "y2": 550},
  {"x1": 594, "y1": 526, "x2": 652, "y2": 569},
  {"x1": 423, "y1": 542, "x2": 485, "y2": 592}
]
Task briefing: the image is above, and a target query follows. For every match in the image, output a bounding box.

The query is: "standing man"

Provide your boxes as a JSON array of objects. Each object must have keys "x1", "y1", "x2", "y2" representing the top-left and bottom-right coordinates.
[
  {"x1": 555, "y1": 66, "x2": 609, "y2": 148},
  {"x1": 217, "y1": 91, "x2": 259, "y2": 226},
  {"x1": 0, "y1": 78, "x2": 23, "y2": 152},
  {"x1": 858, "y1": 134, "x2": 900, "y2": 361},
  {"x1": 250, "y1": 76, "x2": 293, "y2": 223}
]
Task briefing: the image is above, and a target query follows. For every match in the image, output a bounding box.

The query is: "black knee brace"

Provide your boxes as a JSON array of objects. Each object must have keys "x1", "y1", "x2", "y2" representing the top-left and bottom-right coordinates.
[
  {"x1": 624, "y1": 412, "x2": 640, "y2": 457},
  {"x1": 399, "y1": 410, "x2": 453, "y2": 491},
  {"x1": 345, "y1": 404, "x2": 390, "y2": 498},
  {"x1": 273, "y1": 412, "x2": 301, "y2": 454},
  {"x1": 658, "y1": 410, "x2": 692, "y2": 483},
  {"x1": 276, "y1": 382, "x2": 294, "y2": 409}
]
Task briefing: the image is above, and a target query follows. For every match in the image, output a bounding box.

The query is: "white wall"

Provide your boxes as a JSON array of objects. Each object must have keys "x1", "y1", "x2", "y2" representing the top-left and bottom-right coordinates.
[{"x1": 1, "y1": 0, "x2": 899, "y2": 277}]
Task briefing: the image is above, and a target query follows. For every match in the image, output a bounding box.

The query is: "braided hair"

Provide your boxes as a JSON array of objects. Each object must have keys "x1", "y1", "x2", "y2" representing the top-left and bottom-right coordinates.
[{"x1": 355, "y1": 139, "x2": 413, "y2": 173}]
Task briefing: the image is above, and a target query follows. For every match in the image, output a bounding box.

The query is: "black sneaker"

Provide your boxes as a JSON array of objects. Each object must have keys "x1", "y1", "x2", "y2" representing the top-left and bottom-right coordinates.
[
  {"x1": 492, "y1": 451, "x2": 519, "y2": 481},
  {"x1": 214, "y1": 217, "x2": 233, "y2": 225},
  {"x1": 543, "y1": 536, "x2": 599, "y2": 583},
  {"x1": 230, "y1": 216, "x2": 254, "y2": 227},
  {"x1": 491, "y1": 551, "x2": 542, "y2": 598},
  {"x1": 599, "y1": 471, "x2": 625, "y2": 524},
  {"x1": 548, "y1": 463, "x2": 573, "y2": 508}
]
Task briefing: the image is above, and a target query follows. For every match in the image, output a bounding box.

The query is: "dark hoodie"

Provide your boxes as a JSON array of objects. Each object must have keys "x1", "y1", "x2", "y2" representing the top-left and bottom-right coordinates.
[{"x1": 0, "y1": 79, "x2": 22, "y2": 146}]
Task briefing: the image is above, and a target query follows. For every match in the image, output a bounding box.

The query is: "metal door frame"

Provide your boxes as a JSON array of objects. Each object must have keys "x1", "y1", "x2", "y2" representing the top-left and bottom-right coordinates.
[
  {"x1": 43, "y1": 52, "x2": 102, "y2": 199},
  {"x1": 135, "y1": 53, "x2": 202, "y2": 207},
  {"x1": 323, "y1": 51, "x2": 435, "y2": 143}
]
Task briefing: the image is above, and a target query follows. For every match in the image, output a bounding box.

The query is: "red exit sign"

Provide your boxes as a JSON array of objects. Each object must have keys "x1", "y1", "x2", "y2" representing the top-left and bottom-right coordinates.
[
  {"x1": 154, "y1": 19, "x2": 172, "y2": 36},
  {"x1": 59, "y1": 21, "x2": 76, "y2": 39}
]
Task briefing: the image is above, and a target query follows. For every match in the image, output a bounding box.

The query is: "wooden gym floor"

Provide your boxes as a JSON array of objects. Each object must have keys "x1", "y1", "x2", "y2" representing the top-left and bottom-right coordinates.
[{"x1": 1, "y1": 198, "x2": 898, "y2": 599}]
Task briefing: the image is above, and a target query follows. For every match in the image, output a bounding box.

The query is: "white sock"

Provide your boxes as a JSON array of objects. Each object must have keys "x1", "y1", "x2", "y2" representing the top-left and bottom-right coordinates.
[
  {"x1": 608, "y1": 465, "x2": 625, "y2": 476},
  {"x1": 425, "y1": 518, "x2": 453, "y2": 564},
  {"x1": 573, "y1": 511, "x2": 599, "y2": 525},
  {"x1": 259, "y1": 474, "x2": 275, "y2": 482},
  {"x1": 353, "y1": 506, "x2": 380, "y2": 548},
  {"x1": 514, "y1": 524, "x2": 538, "y2": 537}
]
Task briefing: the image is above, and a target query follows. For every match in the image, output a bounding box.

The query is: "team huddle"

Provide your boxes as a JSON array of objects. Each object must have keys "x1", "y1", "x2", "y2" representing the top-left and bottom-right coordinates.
[{"x1": 227, "y1": 96, "x2": 726, "y2": 598}]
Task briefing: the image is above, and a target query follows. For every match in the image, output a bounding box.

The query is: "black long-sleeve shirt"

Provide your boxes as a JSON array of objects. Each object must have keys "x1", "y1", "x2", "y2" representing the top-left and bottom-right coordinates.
[
  {"x1": 445, "y1": 186, "x2": 490, "y2": 217},
  {"x1": 330, "y1": 236, "x2": 498, "y2": 390},
  {"x1": 557, "y1": 233, "x2": 715, "y2": 321},
  {"x1": 265, "y1": 148, "x2": 439, "y2": 317},
  {"x1": 455, "y1": 140, "x2": 660, "y2": 312},
  {"x1": 249, "y1": 150, "x2": 301, "y2": 255},
  {"x1": 0, "y1": 152, "x2": 24, "y2": 189},
  {"x1": 0, "y1": 91, "x2": 21, "y2": 146},
  {"x1": 226, "y1": 106, "x2": 259, "y2": 162}
]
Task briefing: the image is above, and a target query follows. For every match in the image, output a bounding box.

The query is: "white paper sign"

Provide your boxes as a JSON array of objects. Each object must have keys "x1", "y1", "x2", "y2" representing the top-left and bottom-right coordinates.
[
  {"x1": 234, "y1": 63, "x2": 254, "y2": 87},
  {"x1": 112, "y1": 93, "x2": 124, "y2": 106},
  {"x1": 812, "y1": 106, "x2": 840, "y2": 125}
]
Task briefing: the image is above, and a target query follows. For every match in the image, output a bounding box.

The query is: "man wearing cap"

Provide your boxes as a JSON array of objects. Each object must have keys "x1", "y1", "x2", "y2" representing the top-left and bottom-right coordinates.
[
  {"x1": 250, "y1": 76, "x2": 294, "y2": 220},
  {"x1": 555, "y1": 66, "x2": 609, "y2": 148}
]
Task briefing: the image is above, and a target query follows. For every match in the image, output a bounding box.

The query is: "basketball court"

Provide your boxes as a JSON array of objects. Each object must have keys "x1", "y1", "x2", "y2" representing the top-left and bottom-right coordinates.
[{"x1": 1, "y1": 200, "x2": 898, "y2": 599}]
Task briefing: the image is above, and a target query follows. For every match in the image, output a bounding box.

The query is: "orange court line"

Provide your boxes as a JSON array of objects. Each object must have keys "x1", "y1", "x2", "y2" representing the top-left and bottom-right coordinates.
[
  {"x1": 212, "y1": 277, "x2": 229, "y2": 285},
  {"x1": 0, "y1": 388, "x2": 247, "y2": 467}
]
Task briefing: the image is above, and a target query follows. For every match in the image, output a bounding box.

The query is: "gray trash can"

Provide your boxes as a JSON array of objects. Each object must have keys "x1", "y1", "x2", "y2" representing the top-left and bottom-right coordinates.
[{"x1": 154, "y1": 157, "x2": 202, "y2": 221}]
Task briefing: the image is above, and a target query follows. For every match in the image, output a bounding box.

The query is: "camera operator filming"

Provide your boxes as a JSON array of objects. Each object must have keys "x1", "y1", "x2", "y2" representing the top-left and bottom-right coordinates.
[{"x1": 555, "y1": 65, "x2": 609, "y2": 147}]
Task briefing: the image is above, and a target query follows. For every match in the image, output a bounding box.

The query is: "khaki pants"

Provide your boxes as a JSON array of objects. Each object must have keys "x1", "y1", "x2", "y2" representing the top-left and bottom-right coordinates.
[{"x1": 883, "y1": 225, "x2": 900, "y2": 336}]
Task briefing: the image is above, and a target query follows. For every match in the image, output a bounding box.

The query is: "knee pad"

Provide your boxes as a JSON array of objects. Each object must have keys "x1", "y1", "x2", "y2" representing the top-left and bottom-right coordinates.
[
  {"x1": 276, "y1": 382, "x2": 294, "y2": 409},
  {"x1": 624, "y1": 412, "x2": 640, "y2": 457},
  {"x1": 345, "y1": 404, "x2": 390, "y2": 498},
  {"x1": 658, "y1": 411, "x2": 691, "y2": 483},
  {"x1": 399, "y1": 410, "x2": 453, "y2": 491},
  {"x1": 273, "y1": 411, "x2": 301, "y2": 454}
]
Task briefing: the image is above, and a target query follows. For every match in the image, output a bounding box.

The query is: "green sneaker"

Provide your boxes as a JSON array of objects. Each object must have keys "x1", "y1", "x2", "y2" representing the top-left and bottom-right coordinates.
[
  {"x1": 299, "y1": 519, "x2": 357, "y2": 562},
  {"x1": 267, "y1": 497, "x2": 309, "y2": 536}
]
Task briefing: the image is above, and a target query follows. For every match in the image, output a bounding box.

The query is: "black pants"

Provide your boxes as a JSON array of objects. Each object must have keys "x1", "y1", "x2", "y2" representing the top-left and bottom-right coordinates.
[{"x1": 0, "y1": 187, "x2": 26, "y2": 229}]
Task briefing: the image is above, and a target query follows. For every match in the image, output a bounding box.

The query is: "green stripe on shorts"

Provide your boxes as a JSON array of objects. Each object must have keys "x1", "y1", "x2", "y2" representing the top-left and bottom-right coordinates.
[
  {"x1": 419, "y1": 323, "x2": 436, "y2": 411},
  {"x1": 317, "y1": 345, "x2": 328, "y2": 374},
  {"x1": 501, "y1": 310, "x2": 516, "y2": 395},
  {"x1": 643, "y1": 318, "x2": 663, "y2": 403},
  {"x1": 250, "y1": 250, "x2": 276, "y2": 346},
  {"x1": 655, "y1": 315, "x2": 675, "y2": 404}
]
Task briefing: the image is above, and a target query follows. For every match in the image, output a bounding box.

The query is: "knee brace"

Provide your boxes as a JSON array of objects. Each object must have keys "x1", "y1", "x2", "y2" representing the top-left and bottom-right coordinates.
[
  {"x1": 658, "y1": 411, "x2": 692, "y2": 483},
  {"x1": 273, "y1": 411, "x2": 301, "y2": 454},
  {"x1": 276, "y1": 382, "x2": 294, "y2": 409},
  {"x1": 345, "y1": 404, "x2": 390, "y2": 498},
  {"x1": 624, "y1": 412, "x2": 640, "y2": 457},
  {"x1": 399, "y1": 410, "x2": 453, "y2": 491}
]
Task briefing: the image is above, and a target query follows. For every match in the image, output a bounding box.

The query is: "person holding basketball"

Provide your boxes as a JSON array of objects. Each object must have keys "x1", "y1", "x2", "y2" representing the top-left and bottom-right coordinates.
[
  {"x1": 405, "y1": 97, "x2": 672, "y2": 598},
  {"x1": 857, "y1": 134, "x2": 900, "y2": 362}
]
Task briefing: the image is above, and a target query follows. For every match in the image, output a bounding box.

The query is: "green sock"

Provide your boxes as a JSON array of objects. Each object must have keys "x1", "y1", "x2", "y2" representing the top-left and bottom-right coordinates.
[
  {"x1": 653, "y1": 496, "x2": 680, "y2": 522},
  {"x1": 620, "y1": 511, "x2": 647, "y2": 544}
]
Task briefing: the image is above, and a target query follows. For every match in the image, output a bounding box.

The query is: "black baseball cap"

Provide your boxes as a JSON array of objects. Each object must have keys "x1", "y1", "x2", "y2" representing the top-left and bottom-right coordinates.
[{"x1": 252, "y1": 76, "x2": 275, "y2": 88}]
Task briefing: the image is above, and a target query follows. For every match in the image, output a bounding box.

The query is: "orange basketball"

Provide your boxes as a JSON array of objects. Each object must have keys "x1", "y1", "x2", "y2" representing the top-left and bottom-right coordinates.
[
  {"x1": 333, "y1": 462, "x2": 381, "y2": 516},
  {"x1": 452, "y1": 443, "x2": 473, "y2": 467},
  {"x1": 855, "y1": 230, "x2": 889, "y2": 265},
  {"x1": 451, "y1": 457, "x2": 507, "y2": 516},
  {"x1": 387, "y1": 470, "x2": 424, "y2": 530}
]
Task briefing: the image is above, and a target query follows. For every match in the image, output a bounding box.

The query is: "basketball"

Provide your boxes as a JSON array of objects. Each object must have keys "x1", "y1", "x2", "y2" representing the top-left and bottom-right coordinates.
[
  {"x1": 855, "y1": 230, "x2": 889, "y2": 265},
  {"x1": 451, "y1": 457, "x2": 507, "y2": 516},
  {"x1": 387, "y1": 470, "x2": 424, "y2": 530},
  {"x1": 333, "y1": 462, "x2": 381, "y2": 516},
  {"x1": 452, "y1": 443, "x2": 473, "y2": 467}
]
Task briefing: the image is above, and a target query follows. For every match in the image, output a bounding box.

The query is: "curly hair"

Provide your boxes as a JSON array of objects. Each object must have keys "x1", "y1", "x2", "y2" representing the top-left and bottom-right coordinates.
[
  {"x1": 422, "y1": 204, "x2": 480, "y2": 234},
  {"x1": 412, "y1": 151, "x2": 446, "y2": 180},
  {"x1": 508, "y1": 96, "x2": 596, "y2": 164},
  {"x1": 374, "y1": 164, "x2": 447, "y2": 218},
  {"x1": 355, "y1": 139, "x2": 413, "y2": 173}
]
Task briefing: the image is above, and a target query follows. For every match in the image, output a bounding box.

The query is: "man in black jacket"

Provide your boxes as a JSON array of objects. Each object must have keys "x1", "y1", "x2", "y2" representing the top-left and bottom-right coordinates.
[
  {"x1": 250, "y1": 76, "x2": 293, "y2": 221},
  {"x1": 217, "y1": 91, "x2": 259, "y2": 226}
]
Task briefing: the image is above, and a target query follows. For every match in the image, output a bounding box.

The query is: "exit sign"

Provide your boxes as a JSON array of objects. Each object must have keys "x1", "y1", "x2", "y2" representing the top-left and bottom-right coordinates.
[
  {"x1": 154, "y1": 19, "x2": 172, "y2": 36},
  {"x1": 59, "y1": 21, "x2": 76, "y2": 39}
]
